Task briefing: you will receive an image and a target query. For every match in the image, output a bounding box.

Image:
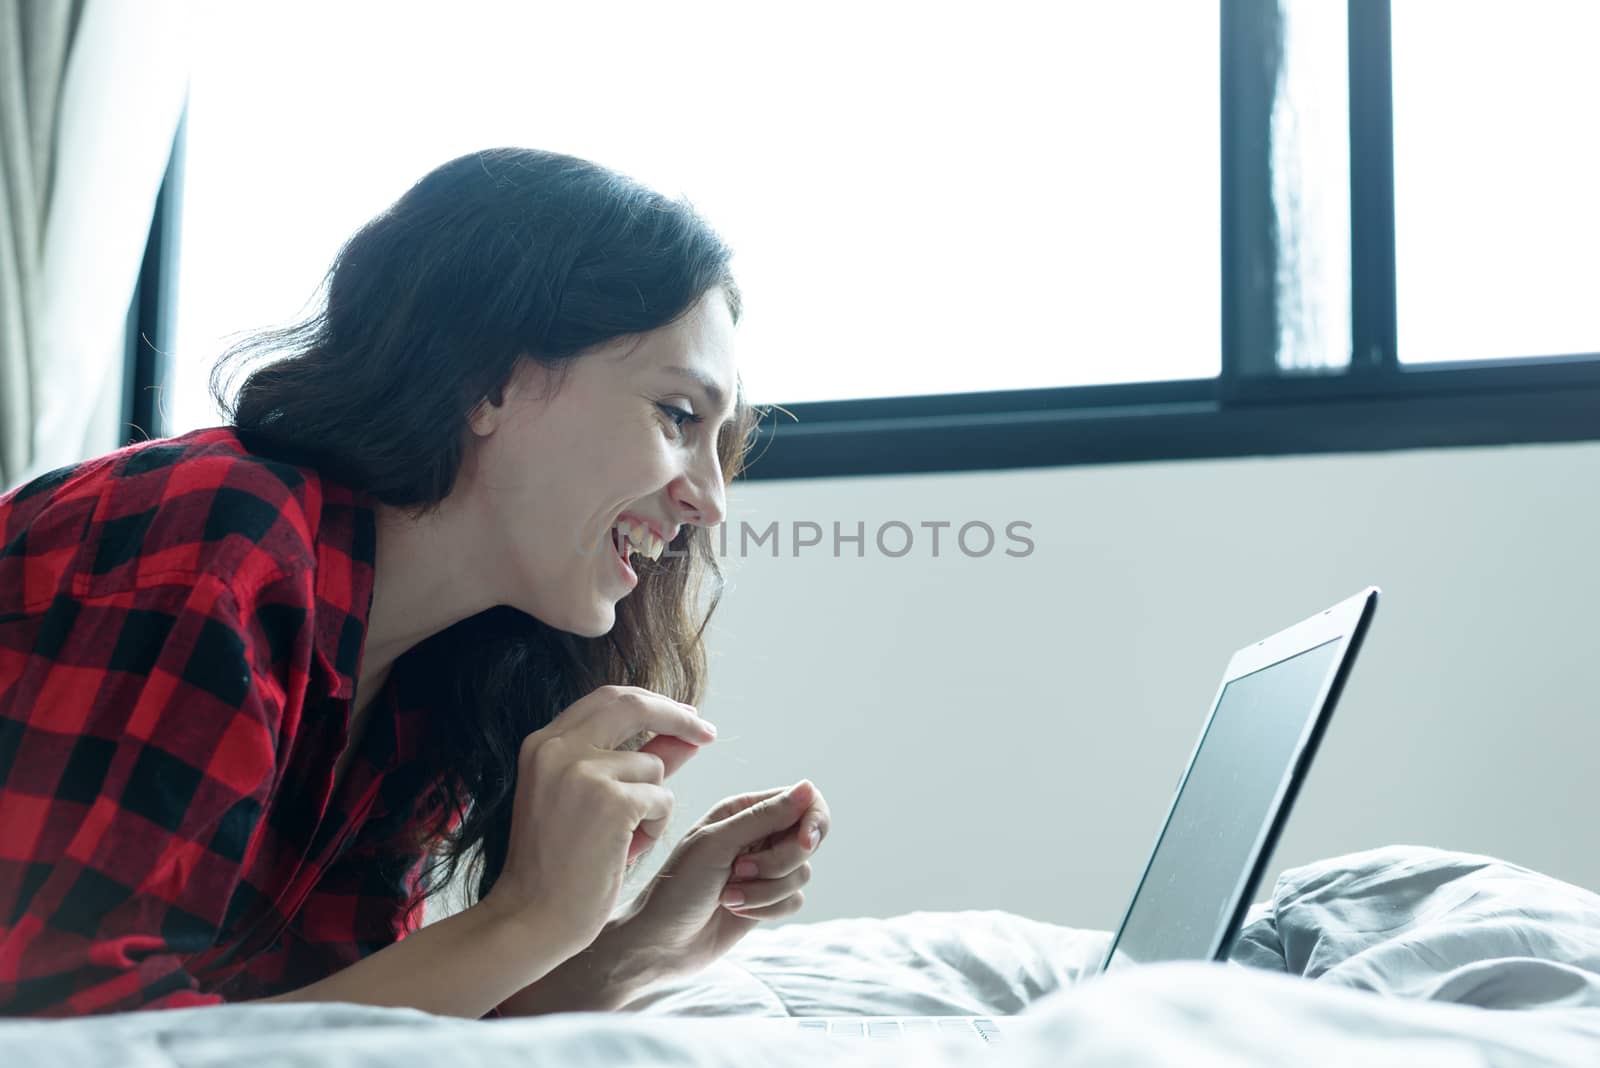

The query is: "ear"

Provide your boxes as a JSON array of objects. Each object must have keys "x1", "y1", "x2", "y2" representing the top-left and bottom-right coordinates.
[
  {"x1": 467, "y1": 385, "x2": 507, "y2": 438},
  {"x1": 468, "y1": 357, "x2": 535, "y2": 438},
  {"x1": 469, "y1": 357, "x2": 561, "y2": 438}
]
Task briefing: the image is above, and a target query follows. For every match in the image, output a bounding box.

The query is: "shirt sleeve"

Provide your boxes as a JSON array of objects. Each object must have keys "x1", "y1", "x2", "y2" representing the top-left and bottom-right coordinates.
[{"x1": 0, "y1": 572, "x2": 294, "y2": 1015}]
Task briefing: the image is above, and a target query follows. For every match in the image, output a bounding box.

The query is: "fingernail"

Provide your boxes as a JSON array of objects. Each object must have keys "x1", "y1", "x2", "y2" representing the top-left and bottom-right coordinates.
[
  {"x1": 808, "y1": 824, "x2": 822, "y2": 847},
  {"x1": 701, "y1": 720, "x2": 718, "y2": 738},
  {"x1": 735, "y1": 859, "x2": 759, "y2": 878},
  {"x1": 722, "y1": 887, "x2": 745, "y2": 906}
]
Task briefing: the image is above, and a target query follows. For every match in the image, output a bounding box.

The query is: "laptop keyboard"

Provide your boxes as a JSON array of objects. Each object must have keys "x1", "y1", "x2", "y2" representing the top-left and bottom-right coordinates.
[{"x1": 794, "y1": 1017, "x2": 1001, "y2": 1042}]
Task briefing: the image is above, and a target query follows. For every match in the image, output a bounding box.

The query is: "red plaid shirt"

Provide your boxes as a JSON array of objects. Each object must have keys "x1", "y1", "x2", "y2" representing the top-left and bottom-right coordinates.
[{"x1": 0, "y1": 428, "x2": 445, "y2": 1015}]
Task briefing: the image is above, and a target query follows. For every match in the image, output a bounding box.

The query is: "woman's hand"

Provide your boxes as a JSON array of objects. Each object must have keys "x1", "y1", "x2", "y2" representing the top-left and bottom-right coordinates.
[
  {"x1": 483, "y1": 685, "x2": 717, "y2": 958},
  {"x1": 610, "y1": 777, "x2": 831, "y2": 982}
]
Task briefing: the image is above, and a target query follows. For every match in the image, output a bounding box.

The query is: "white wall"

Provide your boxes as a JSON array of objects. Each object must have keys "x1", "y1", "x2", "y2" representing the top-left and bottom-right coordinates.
[{"x1": 628, "y1": 440, "x2": 1600, "y2": 932}]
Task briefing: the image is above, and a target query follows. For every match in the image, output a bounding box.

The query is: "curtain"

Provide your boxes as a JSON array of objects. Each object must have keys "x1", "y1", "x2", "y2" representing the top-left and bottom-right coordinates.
[
  {"x1": 0, "y1": 0, "x2": 191, "y2": 490},
  {"x1": 0, "y1": 0, "x2": 81, "y2": 487}
]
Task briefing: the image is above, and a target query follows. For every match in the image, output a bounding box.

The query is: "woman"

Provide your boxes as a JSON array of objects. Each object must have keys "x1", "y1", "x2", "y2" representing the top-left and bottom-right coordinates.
[{"x1": 0, "y1": 147, "x2": 831, "y2": 1018}]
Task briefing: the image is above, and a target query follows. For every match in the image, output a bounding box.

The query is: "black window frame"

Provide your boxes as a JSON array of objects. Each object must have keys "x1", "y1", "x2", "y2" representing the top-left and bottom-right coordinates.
[
  {"x1": 128, "y1": 1, "x2": 1600, "y2": 474},
  {"x1": 124, "y1": 110, "x2": 186, "y2": 447}
]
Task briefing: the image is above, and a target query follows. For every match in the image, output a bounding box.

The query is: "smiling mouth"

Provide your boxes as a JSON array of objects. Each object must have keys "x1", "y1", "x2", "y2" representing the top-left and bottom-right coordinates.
[{"x1": 612, "y1": 518, "x2": 667, "y2": 567}]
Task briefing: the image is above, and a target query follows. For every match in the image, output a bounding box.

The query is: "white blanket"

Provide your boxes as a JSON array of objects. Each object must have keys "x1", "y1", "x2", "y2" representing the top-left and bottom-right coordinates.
[{"x1": 4, "y1": 845, "x2": 1598, "y2": 1066}]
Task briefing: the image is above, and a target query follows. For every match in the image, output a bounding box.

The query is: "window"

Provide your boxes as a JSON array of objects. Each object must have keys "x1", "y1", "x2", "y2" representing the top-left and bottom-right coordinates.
[
  {"x1": 1391, "y1": 0, "x2": 1600, "y2": 364},
  {"x1": 144, "y1": 1, "x2": 1600, "y2": 478}
]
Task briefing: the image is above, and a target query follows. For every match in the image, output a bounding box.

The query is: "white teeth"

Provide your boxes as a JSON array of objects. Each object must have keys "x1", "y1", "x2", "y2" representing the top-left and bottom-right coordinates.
[{"x1": 617, "y1": 520, "x2": 665, "y2": 562}]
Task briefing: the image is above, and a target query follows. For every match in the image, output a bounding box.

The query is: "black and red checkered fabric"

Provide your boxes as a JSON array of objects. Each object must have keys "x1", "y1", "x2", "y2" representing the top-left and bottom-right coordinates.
[{"x1": 0, "y1": 428, "x2": 444, "y2": 1015}]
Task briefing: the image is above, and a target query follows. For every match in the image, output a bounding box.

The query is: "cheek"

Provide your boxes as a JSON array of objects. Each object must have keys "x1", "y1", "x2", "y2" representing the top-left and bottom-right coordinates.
[{"x1": 601, "y1": 426, "x2": 679, "y2": 493}]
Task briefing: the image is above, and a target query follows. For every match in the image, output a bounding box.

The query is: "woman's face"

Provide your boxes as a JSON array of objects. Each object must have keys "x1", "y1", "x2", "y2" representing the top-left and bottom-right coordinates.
[{"x1": 461, "y1": 288, "x2": 738, "y2": 636}]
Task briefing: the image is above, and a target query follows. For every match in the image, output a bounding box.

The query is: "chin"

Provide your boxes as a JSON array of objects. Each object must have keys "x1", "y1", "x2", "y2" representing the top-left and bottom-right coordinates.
[
  {"x1": 514, "y1": 591, "x2": 616, "y2": 639},
  {"x1": 566, "y1": 602, "x2": 618, "y2": 639}
]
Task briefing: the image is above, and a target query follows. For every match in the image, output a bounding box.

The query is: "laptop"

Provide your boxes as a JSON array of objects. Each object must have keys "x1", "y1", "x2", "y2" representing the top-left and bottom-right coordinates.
[{"x1": 767, "y1": 586, "x2": 1381, "y2": 1045}]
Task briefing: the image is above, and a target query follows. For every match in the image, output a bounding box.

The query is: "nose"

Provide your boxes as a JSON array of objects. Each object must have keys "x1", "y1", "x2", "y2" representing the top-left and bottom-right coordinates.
[{"x1": 670, "y1": 445, "x2": 727, "y2": 530}]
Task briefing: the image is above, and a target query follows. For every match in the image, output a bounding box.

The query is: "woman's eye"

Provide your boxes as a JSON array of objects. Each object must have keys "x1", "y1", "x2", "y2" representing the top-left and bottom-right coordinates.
[{"x1": 658, "y1": 403, "x2": 703, "y2": 433}]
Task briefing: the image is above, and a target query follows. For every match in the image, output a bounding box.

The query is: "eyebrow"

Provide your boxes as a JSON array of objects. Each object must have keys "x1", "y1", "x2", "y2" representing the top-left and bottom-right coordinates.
[{"x1": 661, "y1": 365, "x2": 735, "y2": 420}]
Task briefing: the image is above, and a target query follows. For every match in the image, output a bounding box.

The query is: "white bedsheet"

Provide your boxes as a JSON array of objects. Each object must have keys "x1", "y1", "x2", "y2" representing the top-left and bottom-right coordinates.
[{"x1": 3, "y1": 845, "x2": 1598, "y2": 1066}]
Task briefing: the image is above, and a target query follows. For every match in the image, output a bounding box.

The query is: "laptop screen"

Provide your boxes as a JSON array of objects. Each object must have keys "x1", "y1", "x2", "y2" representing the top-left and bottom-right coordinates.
[{"x1": 1104, "y1": 637, "x2": 1344, "y2": 970}]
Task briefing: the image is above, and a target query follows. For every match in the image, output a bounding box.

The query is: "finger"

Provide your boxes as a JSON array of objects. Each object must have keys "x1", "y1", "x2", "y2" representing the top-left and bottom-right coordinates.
[
  {"x1": 724, "y1": 890, "x2": 806, "y2": 921},
  {"x1": 798, "y1": 797, "x2": 830, "y2": 851},
  {"x1": 706, "y1": 785, "x2": 789, "y2": 824},
  {"x1": 614, "y1": 728, "x2": 655, "y2": 753},
  {"x1": 635, "y1": 813, "x2": 669, "y2": 848},
  {"x1": 614, "y1": 780, "x2": 674, "y2": 826},
  {"x1": 587, "y1": 749, "x2": 669, "y2": 784},
  {"x1": 731, "y1": 825, "x2": 816, "y2": 880},
  {"x1": 628, "y1": 824, "x2": 665, "y2": 865},
  {"x1": 699, "y1": 780, "x2": 816, "y2": 863},
  {"x1": 581, "y1": 687, "x2": 718, "y2": 750},
  {"x1": 723, "y1": 863, "x2": 812, "y2": 910},
  {"x1": 636, "y1": 732, "x2": 702, "y2": 779},
  {"x1": 586, "y1": 753, "x2": 674, "y2": 859}
]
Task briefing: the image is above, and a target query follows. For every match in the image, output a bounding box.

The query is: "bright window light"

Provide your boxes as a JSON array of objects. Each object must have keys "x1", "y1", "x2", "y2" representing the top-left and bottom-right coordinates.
[
  {"x1": 1393, "y1": 0, "x2": 1600, "y2": 365},
  {"x1": 170, "y1": 0, "x2": 1220, "y2": 431}
]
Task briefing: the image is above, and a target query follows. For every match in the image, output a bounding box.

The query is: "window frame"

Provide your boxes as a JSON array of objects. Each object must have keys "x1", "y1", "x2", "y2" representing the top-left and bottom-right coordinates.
[
  {"x1": 741, "y1": 0, "x2": 1600, "y2": 480},
  {"x1": 124, "y1": 112, "x2": 186, "y2": 447},
  {"x1": 133, "y1": 1, "x2": 1600, "y2": 477}
]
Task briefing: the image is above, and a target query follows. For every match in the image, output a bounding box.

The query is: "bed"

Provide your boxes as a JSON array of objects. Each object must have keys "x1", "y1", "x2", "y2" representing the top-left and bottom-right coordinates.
[{"x1": 4, "y1": 845, "x2": 1597, "y2": 1066}]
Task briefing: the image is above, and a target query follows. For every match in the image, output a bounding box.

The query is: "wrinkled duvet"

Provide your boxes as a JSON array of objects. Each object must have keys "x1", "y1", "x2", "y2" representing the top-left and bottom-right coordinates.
[{"x1": 5, "y1": 845, "x2": 1598, "y2": 1066}]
